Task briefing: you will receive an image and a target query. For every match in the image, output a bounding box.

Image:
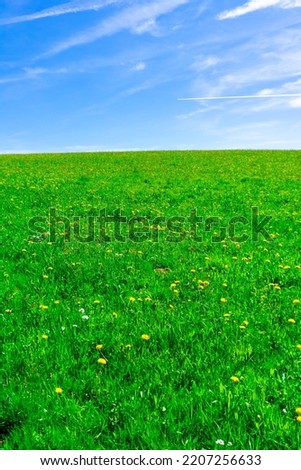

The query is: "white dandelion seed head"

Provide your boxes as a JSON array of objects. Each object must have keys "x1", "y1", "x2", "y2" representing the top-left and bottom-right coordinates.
[
  {"x1": 79, "y1": 308, "x2": 85, "y2": 313},
  {"x1": 215, "y1": 439, "x2": 225, "y2": 445},
  {"x1": 82, "y1": 315, "x2": 89, "y2": 321}
]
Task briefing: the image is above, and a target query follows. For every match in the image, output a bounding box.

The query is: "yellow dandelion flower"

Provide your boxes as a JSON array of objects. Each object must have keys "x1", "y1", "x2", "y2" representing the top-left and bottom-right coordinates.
[
  {"x1": 288, "y1": 318, "x2": 296, "y2": 324},
  {"x1": 43, "y1": 274, "x2": 49, "y2": 279},
  {"x1": 145, "y1": 296, "x2": 151, "y2": 301},
  {"x1": 220, "y1": 298, "x2": 227, "y2": 303},
  {"x1": 243, "y1": 320, "x2": 249, "y2": 326},
  {"x1": 5, "y1": 309, "x2": 12, "y2": 313},
  {"x1": 203, "y1": 280, "x2": 210, "y2": 286},
  {"x1": 293, "y1": 299, "x2": 300, "y2": 305},
  {"x1": 230, "y1": 376, "x2": 240, "y2": 383},
  {"x1": 222, "y1": 283, "x2": 228, "y2": 287},
  {"x1": 174, "y1": 280, "x2": 180, "y2": 284},
  {"x1": 55, "y1": 387, "x2": 63, "y2": 394},
  {"x1": 125, "y1": 344, "x2": 131, "y2": 349},
  {"x1": 170, "y1": 283, "x2": 177, "y2": 289},
  {"x1": 296, "y1": 416, "x2": 301, "y2": 422},
  {"x1": 239, "y1": 325, "x2": 246, "y2": 329},
  {"x1": 112, "y1": 312, "x2": 118, "y2": 318},
  {"x1": 274, "y1": 285, "x2": 281, "y2": 290},
  {"x1": 97, "y1": 358, "x2": 107, "y2": 365},
  {"x1": 42, "y1": 334, "x2": 48, "y2": 340},
  {"x1": 94, "y1": 299, "x2": 101, "y2": 304},
  {"x1": 296, "y1": 345, "x2": 301, "y2": 349},
  {"x1": 141, "y1": 334, "x2": 150, "y2": 341},
  {"x1": 224, "y1": 313, "x2": 231, "y2": 318},
  {"x1": 191, "y1": 269, "x2": 196, "y2": 273},
  {"x1": 173, "y1": 289, "x2": 179, "y2": 294},
  {"x1": 96, "y1": 344, "x2": 103, "y2": 350},
  {"x1": 129, "y1": 296, "x2": 136, "y2": 302},
  {"x1": 54, "y1": 300, "x2": 60, "y2": 304},
  {"x1": 39, "y1": 305, "x2": 48, "y2": 310},
  {"x1": 295, "y1": 407, "x2": 301, "y2": 414}
]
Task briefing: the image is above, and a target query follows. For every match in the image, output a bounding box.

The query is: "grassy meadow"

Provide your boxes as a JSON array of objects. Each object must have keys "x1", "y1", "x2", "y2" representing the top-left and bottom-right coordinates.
[{"x1": 0, "y1": 150, "x2": 301, "y2": 450}]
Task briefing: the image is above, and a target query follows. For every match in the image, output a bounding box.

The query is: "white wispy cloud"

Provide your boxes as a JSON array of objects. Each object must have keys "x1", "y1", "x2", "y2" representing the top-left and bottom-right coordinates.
[
  {"x1": 43, "y1": 0, "x2": 190, "y2": 57},
  {"x1": 131, "y1": 62, "x2": 146, "y2": 71},
  {"x1": 289, "y1": 97, "x2": 301, "y2": 107},
  {"x1": 188, "y1": 26, "x2": 301, "y2": 102},
  {"x1": 191, "y1": 56, "x2": 221, "y2": 72},
  {"x1": 196, "y1": 80, "x2": 301, "y2": 114},
  {"x1": 177, "y1": 103, "x2": 224, "y2": 119},
  {"x1": 251, "y1": 79, "x2": 301, "y2": 109},
  {"x1": 0, "y1": 66, "x2": 68, "y2": 85},
  {"x1": 132, "y1": 18, "x2": 158, "y2": 35},
  {"x1": 218, "y1": 0, "x2": 301, "y2": 20},
  {"x1": 0, "y1": 0, "x2": 120, "y2": 25},
  {"x1": 178, "y1": 92, "x2": 301, "y2": 100},
  {"x1": 122, "y1": 77, "x2": 169, "y2": 96}
]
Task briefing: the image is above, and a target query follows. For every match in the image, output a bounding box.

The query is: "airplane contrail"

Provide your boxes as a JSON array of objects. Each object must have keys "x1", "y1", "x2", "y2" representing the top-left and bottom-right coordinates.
[{"x1": 178, "y1": 93, "x2": 301, "y2": 101}]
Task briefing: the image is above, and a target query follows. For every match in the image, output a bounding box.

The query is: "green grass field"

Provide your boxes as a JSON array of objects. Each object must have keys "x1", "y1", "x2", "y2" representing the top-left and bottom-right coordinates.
[{"x1": 1, "y1": 150, "x2": 301, "y2": 450}]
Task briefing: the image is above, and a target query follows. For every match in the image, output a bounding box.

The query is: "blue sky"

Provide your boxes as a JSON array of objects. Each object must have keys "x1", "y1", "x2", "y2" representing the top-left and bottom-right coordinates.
[{"x1": 1, "y1": 0, "x2": 301, "y2": 152}]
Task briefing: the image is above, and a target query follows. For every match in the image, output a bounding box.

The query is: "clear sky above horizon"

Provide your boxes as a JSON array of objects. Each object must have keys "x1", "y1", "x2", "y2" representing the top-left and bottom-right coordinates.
[{"x1": 1, "y1": 0, "x2": 301, "y2": 153}]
